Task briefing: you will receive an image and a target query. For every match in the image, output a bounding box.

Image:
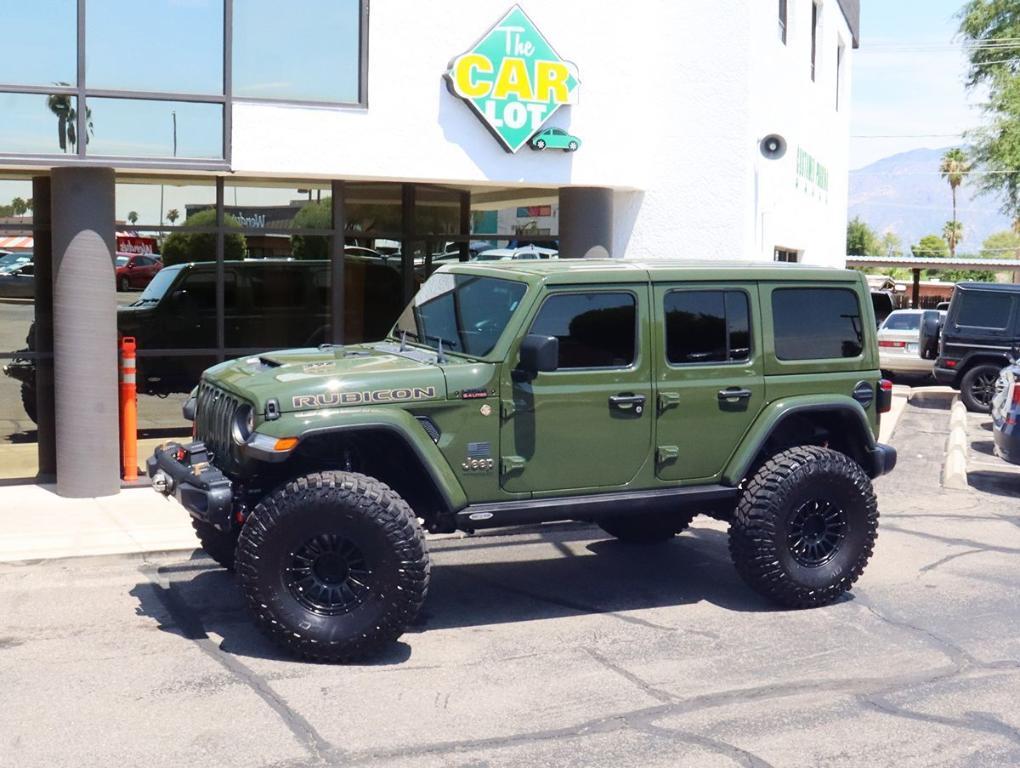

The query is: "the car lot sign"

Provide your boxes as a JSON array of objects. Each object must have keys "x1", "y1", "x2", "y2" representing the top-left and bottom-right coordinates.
[{"x1": 446, "y1": 5, "x2": 579, "y2": 153}]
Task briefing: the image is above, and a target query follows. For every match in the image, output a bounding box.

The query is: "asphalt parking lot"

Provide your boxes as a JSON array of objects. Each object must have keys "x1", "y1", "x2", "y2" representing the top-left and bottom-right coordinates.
[{"x1": 2, "y1": 393, "x2": 1020, "y2": 767}]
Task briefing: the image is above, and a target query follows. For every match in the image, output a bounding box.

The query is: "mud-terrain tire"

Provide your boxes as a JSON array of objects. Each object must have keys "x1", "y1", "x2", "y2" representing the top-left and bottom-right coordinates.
[
  {"x1": 598, "y1": 510, "x2": 697, "y2": 543},
  {"x1": 236, "y1": 471, "x2": 430, "y2": 663},
  {"x1": 21, "y1": 382, "x2": 37, "y2": 425},
  {"x1": 960, "y1": 363, "x2": 1001, "y2": 413},
  {"x1": 191, "y1": 518, "x2": 239, "y2": 570},
  {"x1": 729, "y1": 446, "x2": 878, "y2": 608}
]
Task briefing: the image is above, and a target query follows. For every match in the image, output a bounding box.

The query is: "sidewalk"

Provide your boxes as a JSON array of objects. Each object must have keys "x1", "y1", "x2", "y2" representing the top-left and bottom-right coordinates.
[{"x1": 0, "y1": 484, "x2": 196, "y2": 563}]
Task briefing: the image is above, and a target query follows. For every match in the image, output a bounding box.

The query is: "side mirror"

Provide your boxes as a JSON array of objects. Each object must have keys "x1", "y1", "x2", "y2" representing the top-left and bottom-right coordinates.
[
  {"x1": 515, "y1": 334, "x2": 558, "y2": 381},
  {"x1": 919, "y1": 310, "x2": 943, "y2": 360}
]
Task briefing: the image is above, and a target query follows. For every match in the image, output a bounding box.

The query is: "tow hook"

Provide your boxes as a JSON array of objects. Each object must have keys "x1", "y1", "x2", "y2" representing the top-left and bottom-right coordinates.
[{"x1": 152, "y1": 470, "x2": 173, "y2": 495}]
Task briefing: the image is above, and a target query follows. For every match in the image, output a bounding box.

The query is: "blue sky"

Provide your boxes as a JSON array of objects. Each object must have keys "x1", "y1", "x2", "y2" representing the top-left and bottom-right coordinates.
[{"x1": 850, "y1": 0, "x2": 985, "y2": 168}]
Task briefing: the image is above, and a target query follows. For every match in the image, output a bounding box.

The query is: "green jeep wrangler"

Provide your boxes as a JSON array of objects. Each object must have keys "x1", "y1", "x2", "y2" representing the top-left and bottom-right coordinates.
[{"x1": 148, "y1": 260, "x2": 896, "y2": 662}]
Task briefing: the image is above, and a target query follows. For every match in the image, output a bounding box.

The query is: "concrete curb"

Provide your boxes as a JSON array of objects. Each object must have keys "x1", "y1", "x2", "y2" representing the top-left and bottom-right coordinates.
[{"x1": 943, "y1": 396, "x2": 969, "y2": 490}]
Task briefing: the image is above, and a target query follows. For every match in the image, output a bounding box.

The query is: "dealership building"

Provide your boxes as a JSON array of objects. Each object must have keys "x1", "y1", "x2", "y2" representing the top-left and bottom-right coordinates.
[{"x1": 0, "y1": 0, "x2": 859, "y2": 495}]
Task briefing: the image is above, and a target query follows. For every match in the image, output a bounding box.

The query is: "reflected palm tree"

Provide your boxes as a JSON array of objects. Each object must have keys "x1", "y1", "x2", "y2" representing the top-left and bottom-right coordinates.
[{"x1": 47, "y1": 84, "x2": 94, "y2": 153}]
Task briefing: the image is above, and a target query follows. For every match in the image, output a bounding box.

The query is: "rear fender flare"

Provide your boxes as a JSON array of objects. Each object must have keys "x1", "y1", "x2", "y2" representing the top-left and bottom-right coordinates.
[{"x1": 723, "y1": 396, "x2": 876, "y2": 485}]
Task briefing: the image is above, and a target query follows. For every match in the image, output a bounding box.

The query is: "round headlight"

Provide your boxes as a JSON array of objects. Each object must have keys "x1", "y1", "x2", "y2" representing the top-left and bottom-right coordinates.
[{"x1": 231, "y1": 404, "x2": 255, "y2": 445}]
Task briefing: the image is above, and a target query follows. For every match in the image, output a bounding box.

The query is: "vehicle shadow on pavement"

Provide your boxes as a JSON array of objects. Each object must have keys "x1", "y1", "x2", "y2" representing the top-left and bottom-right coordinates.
[
  {"x1": 967, "y1": 470, "x2": 1020, "y2": 498},
  {"x1": 129, "y1": 524, "x2": 840, "y2": 665}
]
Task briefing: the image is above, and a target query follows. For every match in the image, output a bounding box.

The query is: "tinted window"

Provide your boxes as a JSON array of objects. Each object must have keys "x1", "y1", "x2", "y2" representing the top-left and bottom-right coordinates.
[
  {"x1": 530, "y1": 292, "x2": 636, "y2": 369},
  {"x1": 773, "y1": 288, "x2": 863, "y2": 360},
  {"x1": 177, "y1": 270, "x2": 237, "y2": 309},
  {"x1": 956, "y1": 291, "x2": 1013, "y2": 329},
  {"x1": 665, "y1": 290, "x2": 751, "y2": 364},
  {"x1": 881, "y1": 313, "x2": 921, "y2": 331},
  {"x1": 247, "y1": 267, "x2": 309, "y2": 309}
]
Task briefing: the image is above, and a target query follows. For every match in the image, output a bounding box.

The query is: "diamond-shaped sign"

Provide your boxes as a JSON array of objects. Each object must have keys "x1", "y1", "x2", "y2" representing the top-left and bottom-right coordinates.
[{"x1": 445, "y1": 5, "x2": 580, "y2": 153}]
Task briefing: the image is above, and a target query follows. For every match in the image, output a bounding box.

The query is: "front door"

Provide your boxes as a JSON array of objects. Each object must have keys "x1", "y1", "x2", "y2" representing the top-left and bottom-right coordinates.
[
  {"x1": 652, "y1": 283, "x2": 765, "y2": 481},
  {"x1": 500, "y1": 285, "x2": 653, "y2": 495}
]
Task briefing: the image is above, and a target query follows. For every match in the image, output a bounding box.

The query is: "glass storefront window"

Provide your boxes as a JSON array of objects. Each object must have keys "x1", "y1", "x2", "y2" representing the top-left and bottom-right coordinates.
[
  {"x1": 116, "y1": 180, "x2": 217, "y2": 228},
  {"x1": 85, "y1": 99, "x2": 223, "y2": 159},
  {"x1": 233, "y1": 0, "x2": 361, "y2": 103},
  {"x1": 0, "y1": 93, "x2": 81, "y2": 155},
  {"x1": 85, "y1": 0, "x2": 224, "y2": 95},
  {"x1": 0, "y1": 0, "x2": 77, "y2": 87}
]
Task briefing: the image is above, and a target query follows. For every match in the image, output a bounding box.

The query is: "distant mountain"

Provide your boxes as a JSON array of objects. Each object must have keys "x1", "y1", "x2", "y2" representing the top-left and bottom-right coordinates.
[{"x1": 848, "y1": 147, "x2": 1012, "y2": 252}]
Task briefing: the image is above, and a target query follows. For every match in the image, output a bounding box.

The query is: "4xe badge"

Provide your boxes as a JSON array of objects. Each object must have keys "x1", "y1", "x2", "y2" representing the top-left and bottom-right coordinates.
[{"x1": 445, "y1": 5, "x2": 580, "y2": 153}]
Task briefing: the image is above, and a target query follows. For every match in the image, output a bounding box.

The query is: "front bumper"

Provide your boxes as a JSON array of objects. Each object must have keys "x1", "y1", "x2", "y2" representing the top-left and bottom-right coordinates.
[
  {"x1": 146, "y1": 441, "x2": 234, "y2": 531},
  {"x1": 868, "y1": 443, "x2": 898, "y2": 478}
]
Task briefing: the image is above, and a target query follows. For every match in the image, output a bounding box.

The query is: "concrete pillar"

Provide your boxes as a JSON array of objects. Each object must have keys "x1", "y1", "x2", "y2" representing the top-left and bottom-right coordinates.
[
  {"x1": 558, "y1": 187, "x2": 614, "y2": 259},
  {"x1": 32, "y1": 177, "x2": 56, "y2": 478},
  {"x1": 50, "y1": 167, "x2": 119, "y2": 497}
]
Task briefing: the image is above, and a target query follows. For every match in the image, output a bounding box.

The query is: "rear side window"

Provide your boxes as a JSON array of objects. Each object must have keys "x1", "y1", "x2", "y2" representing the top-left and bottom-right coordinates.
[
  {"x1": 247, "y1": 267, "x2": 308, "y2": 309},
  {"x1": 772, "y1": 288, "x2": 863, "y2": 360},
  {"x1": 956, "y1": 291, "x2": 1013, "y2": 329},
  {"x1": 529, "y1": 292, "x2": 636, "y2": 369},
  {"x1": 665, "y1": 290, "x2": 751, "y2": 364}
]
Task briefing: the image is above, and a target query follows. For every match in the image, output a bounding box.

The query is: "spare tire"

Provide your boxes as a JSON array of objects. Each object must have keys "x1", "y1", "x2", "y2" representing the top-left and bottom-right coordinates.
[{"x1": 919, "y1": 310, "x2": 943, "y2": 360}]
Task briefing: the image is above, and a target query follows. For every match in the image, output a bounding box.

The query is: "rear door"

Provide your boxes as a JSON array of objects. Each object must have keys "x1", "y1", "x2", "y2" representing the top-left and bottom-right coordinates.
[
  {"x1": 499, "y1": 284, "x2": 653, "y2": 494},
  {"x1": 652, "y1": 283, "x2": 765, "y2": 481}
]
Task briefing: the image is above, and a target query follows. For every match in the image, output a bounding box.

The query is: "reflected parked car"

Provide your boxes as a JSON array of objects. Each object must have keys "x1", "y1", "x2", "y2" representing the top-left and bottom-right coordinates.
[
  {"x1": 474, "y1": 245, "x2": 558, "y2": 261},
  {"x1": 0, "y1": 261, "x2": 35, "y2": 298},
  {"x1": 0, "y1": 251, "x2": 33, "y2": 273},
  {"x1": 878, "y1": 309, "x2": 945, "y2": 377},
  {"x1": 115, "y1": 253, "x2": 163, "y2": 291}
]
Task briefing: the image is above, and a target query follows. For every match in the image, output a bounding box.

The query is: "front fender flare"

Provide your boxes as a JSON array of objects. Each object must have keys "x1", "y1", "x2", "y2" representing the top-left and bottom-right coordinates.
[
  {"x1": 723, "y1": 395, "x2": 877, "y2": 485},
  {"x1": 255, "y1": 406, "x2": 468, "y2": 512}
]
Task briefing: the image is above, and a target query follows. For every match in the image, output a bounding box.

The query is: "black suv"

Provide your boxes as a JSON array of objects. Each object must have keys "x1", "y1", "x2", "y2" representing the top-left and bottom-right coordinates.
[
  {"x1": 922, "y1": 282, "x2": 1020, "y2": 412},
  {"x1": 5, "y1": 257, "x2": 404, "y2": 421}
]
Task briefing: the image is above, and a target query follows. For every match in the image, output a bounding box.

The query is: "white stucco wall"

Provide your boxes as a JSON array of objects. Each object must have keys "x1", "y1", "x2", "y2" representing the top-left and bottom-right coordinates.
[{"x1": 230, "y1": 0, "x2": 854, "y2": 268}]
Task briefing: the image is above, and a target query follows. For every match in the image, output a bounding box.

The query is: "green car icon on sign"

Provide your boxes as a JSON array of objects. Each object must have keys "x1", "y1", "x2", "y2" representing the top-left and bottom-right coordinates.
[{"x1": 529, "y1": 127, "x2": 581, "y2": 152}]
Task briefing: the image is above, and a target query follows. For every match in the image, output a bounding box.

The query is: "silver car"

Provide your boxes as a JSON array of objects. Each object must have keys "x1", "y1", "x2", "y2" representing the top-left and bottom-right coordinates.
[{"x1": 878, "y1": 309, "x2": 945, "y2": 376}]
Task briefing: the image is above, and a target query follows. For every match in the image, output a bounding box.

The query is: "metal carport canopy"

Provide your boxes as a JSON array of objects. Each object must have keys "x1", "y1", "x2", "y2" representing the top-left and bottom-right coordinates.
[{"x1": 846, "y1": 255, "x2": 1020, "y2": 270}]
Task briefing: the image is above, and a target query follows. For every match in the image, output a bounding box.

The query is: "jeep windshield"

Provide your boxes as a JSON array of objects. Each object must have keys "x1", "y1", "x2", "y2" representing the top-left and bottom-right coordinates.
[
  {"x1": 131, "y1": 264, "x2": 183, "y2": 305},
  {"x1": 393, "y1": 273, "x2": 527, "y2": 357}
]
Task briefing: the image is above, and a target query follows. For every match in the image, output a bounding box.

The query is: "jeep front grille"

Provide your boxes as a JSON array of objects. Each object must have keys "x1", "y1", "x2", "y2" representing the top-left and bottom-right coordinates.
[{"x1": 195, "y1": 382, "x2": 244, "y2": 470}]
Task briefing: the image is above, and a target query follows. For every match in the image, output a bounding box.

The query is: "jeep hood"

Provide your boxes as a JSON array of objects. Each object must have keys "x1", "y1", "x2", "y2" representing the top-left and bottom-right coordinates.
[{"x1": 203, "y1": 342, "x2": 453, "y2": 413}]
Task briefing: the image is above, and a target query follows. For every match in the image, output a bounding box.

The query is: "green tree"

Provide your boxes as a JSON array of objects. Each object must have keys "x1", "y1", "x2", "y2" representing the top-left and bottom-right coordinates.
[
  {"x1": 939, "y1": 148, "x2": 969, "y2": 255},
  {"x1": 160, "y1": 208, "x2": 246, "y2": 266},
  {"x1": 980, "y1": 229, "x2": 1020, "y2": 259},
  {"x1": 291, "y1": 198, "x2": 331, "y2": 260},
  {"x1": 166, "y1": 208, "x2": 180, "y2": 225},
  {"x1": 46, "y1": 86, "x2": 93, "y2": 153},
  {"x1": 942, "y1": 220, "x2": 963, "y2": 256},
  {"x1": 11, "y1": 197, "x2": 27, "y2": 218},
  {"x1": 847, "y1": 216, "x2": 881, "y2": 256},
  {"x1": 912, "y1": 234, "x2": 950, "y2": 259},
  {"x1": 959, "y1": 3, "x2": 1020, "y2": 218},
  {"x1": 127, "y1": 211, "x2": 139, "y2": 225},
  {"x1": 879, "y1": 231, "x2": 903, "y2": 257}
]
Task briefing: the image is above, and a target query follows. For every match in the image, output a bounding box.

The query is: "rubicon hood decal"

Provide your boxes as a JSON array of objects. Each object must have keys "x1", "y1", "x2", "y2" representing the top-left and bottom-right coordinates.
[{"x1": 292, "y1": 386, "x2": 438, "y2": 410}]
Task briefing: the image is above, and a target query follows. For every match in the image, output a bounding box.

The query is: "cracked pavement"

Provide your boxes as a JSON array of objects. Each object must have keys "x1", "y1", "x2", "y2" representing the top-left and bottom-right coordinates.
[{"x1": 2, "y1": 395, "x2": 1020, "y2": 767}]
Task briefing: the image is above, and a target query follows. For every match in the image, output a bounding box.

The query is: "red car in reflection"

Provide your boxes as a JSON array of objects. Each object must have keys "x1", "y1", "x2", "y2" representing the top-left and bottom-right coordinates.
[{"x1": 115, "y1": 253, "x2": 163, "y2": 291}]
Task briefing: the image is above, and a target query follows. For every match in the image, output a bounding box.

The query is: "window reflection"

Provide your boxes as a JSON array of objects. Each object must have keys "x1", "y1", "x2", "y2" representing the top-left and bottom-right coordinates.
[
  {"x1": 86, "y1": 99, "x2": 223, "y2": 159},
  {"x1": 0, "y1": 93, "x2": 82, "y2": 155},
  {"x1": 0, "y1": 0, "x2": 76, "y2": 87},
  {"x1": 233, "y1": 0, "x2": 361, "y2": 103},
  {"x1": 86, "y1": 0, "x2": 224, "y2": 94}
]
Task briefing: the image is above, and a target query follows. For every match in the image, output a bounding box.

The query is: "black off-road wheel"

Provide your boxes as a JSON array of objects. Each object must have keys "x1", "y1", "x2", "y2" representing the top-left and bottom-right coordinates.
[
  {"x1": 191, "y1": 518, "x2": 240, "y2": 570},
  {"x1": 20, "y1": 382, "x2": 37, "y2": 425},
  {"x1": 598, "y1": 510, "x2": 697, "y2": 544},
  {"x1": 729, "y1": 446, "x2": 878, "y2": 608},
  {"x1": 960, "y1": 363, "x2": 1001, "y2": 413},
  {"x1": 236, "y1": 471, "x2": 430, "y2": 663}
]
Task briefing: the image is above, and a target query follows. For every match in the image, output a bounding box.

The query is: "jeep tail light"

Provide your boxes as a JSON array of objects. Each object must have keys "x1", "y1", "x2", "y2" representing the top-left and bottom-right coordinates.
[
  {"x1": 946, "y1": 359, "x2": 957, "y2": 368},
  {"x1": 877, "y1": 379, "x2": 893, "y2": 414},
  {"x1": 1012, "y1": 381, "x2": 1020, "y2": 408}
]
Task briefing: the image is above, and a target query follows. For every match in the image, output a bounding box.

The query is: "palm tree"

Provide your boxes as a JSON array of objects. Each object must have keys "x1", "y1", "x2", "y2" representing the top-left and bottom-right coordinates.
[
  {"x1": 940, "y1": 148, "x2": 970, "y2": 255},
  {"x1": 46, "y1": 84, "x2": 94, "y2": 153},
  {"x1": 166, "y1": 208, "x2": 180, "y2": 225},
  {"x1": 127, "y1": 211, "x2": 139, "y2": 225},
  {"x1": 943, "y1": 220, "x2": 964, "y2": 256}
]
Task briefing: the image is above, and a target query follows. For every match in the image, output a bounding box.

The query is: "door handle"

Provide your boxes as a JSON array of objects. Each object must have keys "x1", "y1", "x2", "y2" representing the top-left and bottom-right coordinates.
[
  {"x1": 609, "y1": 393, "x2": 646, "y2": 414},
  {"x1": 718, "y1": 388, "x2": 753, "y2": 401}
]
